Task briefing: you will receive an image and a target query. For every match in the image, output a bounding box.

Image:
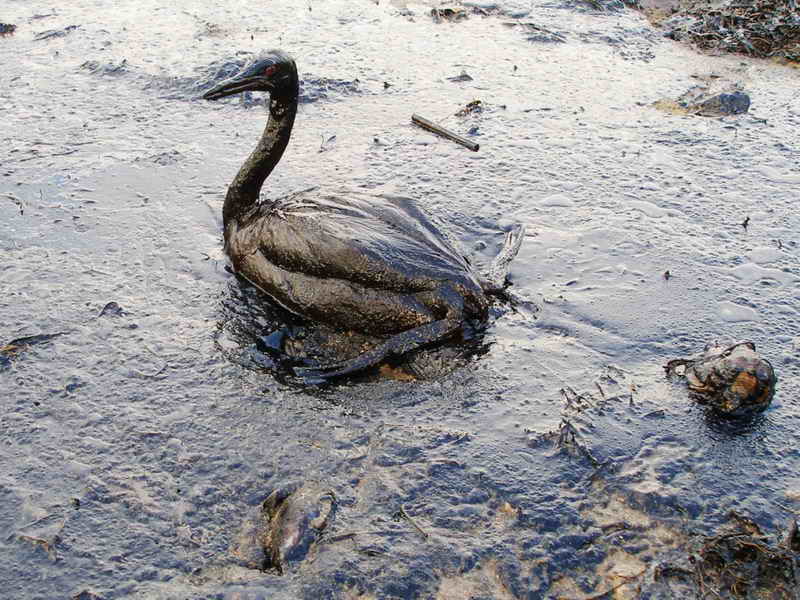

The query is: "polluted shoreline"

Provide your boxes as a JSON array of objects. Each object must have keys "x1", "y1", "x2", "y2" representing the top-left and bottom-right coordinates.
[{"x1": 2, "y1": 1, "x2": 800, "y2": 599}]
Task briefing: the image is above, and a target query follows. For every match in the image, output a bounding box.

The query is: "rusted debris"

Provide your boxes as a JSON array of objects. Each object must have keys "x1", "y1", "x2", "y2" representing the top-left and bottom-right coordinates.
[
  {"x1": 411, "y1": 114, "x2": 479, "y2": 152},
  {"x1": 0, "y1": 23, "x2": 17, "y2": 37},
  {"x1": 665, "y1": 341, "x2": 776, "y2": 416}
]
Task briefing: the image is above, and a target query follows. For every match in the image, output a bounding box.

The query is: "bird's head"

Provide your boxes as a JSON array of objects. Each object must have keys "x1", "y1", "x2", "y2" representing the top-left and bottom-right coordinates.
[{"x1": 203, "y1": 50, "x2": 297, "y2": 100}]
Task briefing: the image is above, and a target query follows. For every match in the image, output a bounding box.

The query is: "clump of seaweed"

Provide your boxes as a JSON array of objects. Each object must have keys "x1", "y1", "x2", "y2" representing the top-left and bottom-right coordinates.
[
  {"x1": 661, "y1": 0, "x2": 800, "y2": 62},
  {"x1": 687, "y1": 512, "x2": 800, "y2": 599}
]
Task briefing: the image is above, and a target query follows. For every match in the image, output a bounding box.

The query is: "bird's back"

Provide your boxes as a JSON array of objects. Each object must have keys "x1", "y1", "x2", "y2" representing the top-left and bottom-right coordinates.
[{"x1": 229, "y1": 187, "x2": 483, "y2": 298}]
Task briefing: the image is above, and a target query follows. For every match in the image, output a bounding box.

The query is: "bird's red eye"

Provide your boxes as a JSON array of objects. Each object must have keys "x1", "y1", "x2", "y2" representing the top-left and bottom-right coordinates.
[{"x1": 264, "y1": 65, "x2": 277, "y2": 76}]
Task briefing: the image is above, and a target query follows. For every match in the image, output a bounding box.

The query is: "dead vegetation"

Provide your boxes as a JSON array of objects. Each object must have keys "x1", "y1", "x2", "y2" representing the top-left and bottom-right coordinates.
[{"x1": 655, "y1": 0, "x2": 800, "y2": 63}]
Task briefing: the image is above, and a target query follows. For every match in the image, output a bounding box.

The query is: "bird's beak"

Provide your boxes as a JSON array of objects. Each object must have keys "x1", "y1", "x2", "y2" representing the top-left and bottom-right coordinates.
[{"x1": 203, "y1": 74, "x2": 266, "y2": 101}]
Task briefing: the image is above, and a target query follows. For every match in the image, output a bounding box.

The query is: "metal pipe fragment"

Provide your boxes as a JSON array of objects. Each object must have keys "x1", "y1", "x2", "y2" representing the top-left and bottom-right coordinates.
[{"x1": 411, "y1": 113, "x2": 479, "y2": 152}]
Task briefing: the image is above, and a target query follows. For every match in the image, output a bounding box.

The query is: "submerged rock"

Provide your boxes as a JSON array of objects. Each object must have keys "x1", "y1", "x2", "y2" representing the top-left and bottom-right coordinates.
[{"x1": 665, "y1": 341, "x2": 776, "y2": 416}]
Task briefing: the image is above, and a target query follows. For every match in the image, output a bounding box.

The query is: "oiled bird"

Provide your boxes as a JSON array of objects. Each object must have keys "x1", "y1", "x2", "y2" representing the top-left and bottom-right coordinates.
[{"x1": 203, "y1": 50, "x2": 525, "y2": 379}]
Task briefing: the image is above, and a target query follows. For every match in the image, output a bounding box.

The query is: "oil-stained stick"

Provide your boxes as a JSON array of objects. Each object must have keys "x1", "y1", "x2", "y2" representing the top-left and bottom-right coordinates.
[{"x1": 411, "y1": 114, "x2": 479, "y2": 152}]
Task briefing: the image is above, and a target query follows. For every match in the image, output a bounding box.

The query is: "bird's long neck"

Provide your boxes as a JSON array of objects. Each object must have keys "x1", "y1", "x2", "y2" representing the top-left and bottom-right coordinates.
[{"x1": 223, "y1": 87, "x2": 298, "y2": 226}]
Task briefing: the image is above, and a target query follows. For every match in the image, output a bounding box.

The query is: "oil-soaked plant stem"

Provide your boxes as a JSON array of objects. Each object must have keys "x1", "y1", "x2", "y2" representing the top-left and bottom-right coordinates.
[
  {"x1": 326, "y1": 530, "x2": 411, "y2": 544},
  {"x1": 399, "y1": 504, "x2": 429, "y2": 539},
  {"x1": 411, "y1": 114, "x2": 479, "y2": 152},
  {"x1": 594, "y1": 382, "x2": 605, "y2": 399}
]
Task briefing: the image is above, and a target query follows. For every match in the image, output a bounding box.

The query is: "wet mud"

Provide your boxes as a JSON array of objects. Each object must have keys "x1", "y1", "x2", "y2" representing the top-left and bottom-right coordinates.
[{"x1": 2, "y1": 1, "x2": 800, "y2": 599}]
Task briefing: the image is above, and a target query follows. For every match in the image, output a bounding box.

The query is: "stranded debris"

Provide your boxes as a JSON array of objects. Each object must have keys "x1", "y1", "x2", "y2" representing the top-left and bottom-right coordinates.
[
  {"x1": 665, "y1": 341, "x2": 776, "y2": 417},
  {"x1": 411, "y1": 113, "x2": 480, "y2": 151}
]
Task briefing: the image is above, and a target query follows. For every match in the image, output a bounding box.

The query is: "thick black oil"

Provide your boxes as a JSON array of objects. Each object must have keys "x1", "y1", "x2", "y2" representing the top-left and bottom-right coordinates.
[{"x1": 2, "y1": 1, "x2": 799, "y2": 598}]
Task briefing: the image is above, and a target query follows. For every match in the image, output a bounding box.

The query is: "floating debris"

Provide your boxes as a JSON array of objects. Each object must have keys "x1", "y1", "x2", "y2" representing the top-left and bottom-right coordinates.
[
  {"x1": 34, "y1": 24, "x2": 79, "y2": 41},
  {"x1": 198, "y1": 21, "x2": 226, "y2": 38},
  {"x1": 318, "y1": 134, "x2": 337, "y2": 153},
  {"x1": 80, "y1": 59, "x2": 128, "y2": 76},
  {"x1": 455, "y1": 99, "x2": 483, "y2": 116},
  {"x1": 98, "y1": 301, "x2": 125, "y2": 317},
  {"x1": 1, "y1": 332, "x2": 68, "y2": 369},
  {"x1": 395, "y1": 504, "x2": 429, "y2": 539},
  {"x1": 261, "y1": 484, "x2": 336, "y2": 574},
  {"x1": 665, "y1": 341, "x2": 776, "y2": 416},
  {"x1": 140, "y1": 149, "x2": 184, "y2": 166},
  {"x1": 6, "y1": 192, "x2": 23, "y2": 215},
  {"x1": 504, "y1": 21, "x2": 567, "y2": 43},
  {"x1": 446, "y1": 70, "x2": 473, "y2": 82},
  {"x1": 29, "y1": 13, "x2": 57, "y2": 21},
  {"x1": 0, "y1": 23, "x2": 17, "y2": 37},
  {"x1": 411, "y1": 113, "x2": 480, "y2": 152},
  {"x1": 694, "y1": 514, "x2": 799, "y2": 598},
  {"x1": 659, "y1": 0, "x2": 800, "y2": 62},
  {"x1": 555, "y1": 0, "x2": 641, "y2": 12},
  {"x1": 71, "y1": 591, "x2": 104, "y2": 600},
  {"x1": 431, "y1": 6, "x2": 468, "y2": 22}
]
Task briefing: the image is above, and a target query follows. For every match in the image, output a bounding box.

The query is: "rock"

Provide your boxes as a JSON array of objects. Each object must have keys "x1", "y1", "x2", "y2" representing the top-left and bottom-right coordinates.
[
  {"x1": 696, "y1": 91, "x2": 750, "y2": 116},
  {"x1": 666, "y1": 341, "x2": 776, "y2": 417}
]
